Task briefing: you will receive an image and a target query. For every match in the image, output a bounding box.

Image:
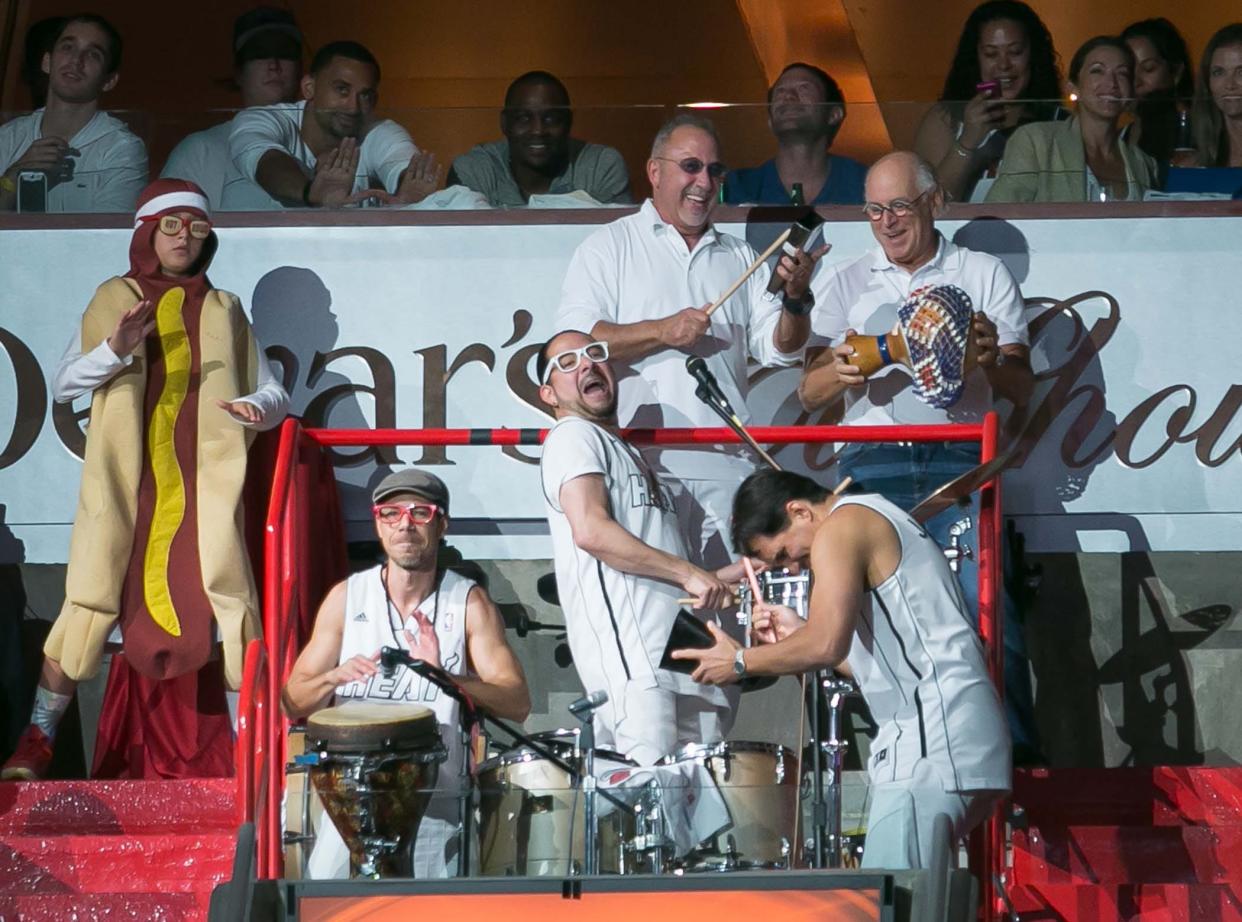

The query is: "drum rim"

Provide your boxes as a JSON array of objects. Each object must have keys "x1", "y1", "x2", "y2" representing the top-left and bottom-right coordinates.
[
  {"x1": 478, "y1": 731, "x2": 635, "y2": 773},
  {"x1": 659, "y1": 740, "x2": 794, "y2": 763}
]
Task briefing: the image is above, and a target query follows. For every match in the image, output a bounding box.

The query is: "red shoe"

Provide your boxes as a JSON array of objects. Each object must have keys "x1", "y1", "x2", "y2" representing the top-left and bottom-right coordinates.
[{"x1": 1, "y1": 725, "x2": 53, "y2": 781}]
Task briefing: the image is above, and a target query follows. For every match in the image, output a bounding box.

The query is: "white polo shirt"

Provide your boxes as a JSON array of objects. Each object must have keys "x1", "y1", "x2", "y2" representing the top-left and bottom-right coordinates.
[
  {"x1": 809, "y1": 235, "x2": 1028, "y2": 427},
  {"x1": 227, "y1": 101, "x2": 417, "y2": 208},
  {"x1": 556, "y1": 199, "x2": 800, "y2": 480}
]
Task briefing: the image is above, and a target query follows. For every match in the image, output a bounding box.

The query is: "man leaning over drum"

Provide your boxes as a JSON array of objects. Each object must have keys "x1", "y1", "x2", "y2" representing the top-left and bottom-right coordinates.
[
  {"x1": 673, "y1": 469, "x2": 1011, "y2": 871},
  {"x1": 283, "y1": 469, "x2": 531, "y2": 879}
]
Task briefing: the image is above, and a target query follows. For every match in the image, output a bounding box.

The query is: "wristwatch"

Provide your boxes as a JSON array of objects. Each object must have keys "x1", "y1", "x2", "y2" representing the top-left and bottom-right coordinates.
[
  {"x1": 733, "y1": 647, "x2": 748, "y2": 679},
  {"x1": 781, "y1": 289, "x2": 815, "y2": 316}
]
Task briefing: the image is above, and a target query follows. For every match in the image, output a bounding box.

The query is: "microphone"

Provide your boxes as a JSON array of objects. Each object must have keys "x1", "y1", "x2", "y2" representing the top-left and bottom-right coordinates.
[
  {"x1": 765, "y1": 213, "x2": 822, "y2": 295},
  {"x1": 685, "y1": 356, "x2": 736, "y2": 417},
  {"x1": 685, "y1": 356, "x2": 784, "y2": 472},
  {"x1": 568, "y1": 689, "x2": 608, "y2": 717},
  {"x1": 379, "y1": 646, "x2": 404, "y2": 679}
]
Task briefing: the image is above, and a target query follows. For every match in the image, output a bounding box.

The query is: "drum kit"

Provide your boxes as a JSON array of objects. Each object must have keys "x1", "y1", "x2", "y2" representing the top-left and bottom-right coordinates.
[{"x1": 292, "y1": 568, "x2": 867, "y2": 880}]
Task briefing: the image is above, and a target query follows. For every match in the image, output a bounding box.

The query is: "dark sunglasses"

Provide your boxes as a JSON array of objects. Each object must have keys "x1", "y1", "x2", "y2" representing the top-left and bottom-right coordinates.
[{"x1": 655, "y1": 156, "x2": 727, "y2": 180}]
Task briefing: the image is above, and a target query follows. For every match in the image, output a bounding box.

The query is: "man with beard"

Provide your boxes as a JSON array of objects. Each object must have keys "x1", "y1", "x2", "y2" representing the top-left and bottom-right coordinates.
[
  {"x1": 556, "y1": 115, "x2": 825, "y2": 731},
  {"x1": 229, "y1": 40, "x2": 438, "y2": 208},
  {"x1": 447, "y1": 70, "x2": 631, "y2": 206},
  {"x1": 538, "y1": 329, "x2": 744, "y2": 766},
  {"x1": 0, "y1": 13, "x2": 146, "y2": 212},
  {"x1": 283, "y1": 469, "x2": 530, "y2": 877},
  {"x1": 162, "y1": 8, "x2": 304, "y2": 210},
  {"x1": 725, "y1": 62, "x2": 866, "y2": 206}
]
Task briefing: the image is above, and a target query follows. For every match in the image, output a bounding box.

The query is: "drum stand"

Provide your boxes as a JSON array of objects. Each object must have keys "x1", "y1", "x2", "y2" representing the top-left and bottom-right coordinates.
[
  {"x1": 571, "y1": 704, "x2": 601, "y2": 875},
  {"x1": 805, "y1": 674, "x2": 855, "y2": 869}
]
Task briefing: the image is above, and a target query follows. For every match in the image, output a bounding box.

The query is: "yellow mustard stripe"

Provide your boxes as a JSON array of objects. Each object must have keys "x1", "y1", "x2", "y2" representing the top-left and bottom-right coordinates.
[{"x1": 142, "y1": 287, "x2": 191, "y2": 637}]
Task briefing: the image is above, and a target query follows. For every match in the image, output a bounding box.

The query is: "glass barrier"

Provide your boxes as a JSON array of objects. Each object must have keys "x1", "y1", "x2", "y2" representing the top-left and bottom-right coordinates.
[
  {"x1": 2, "y1": 100, "x2": 1238, "y2": 216},
  {"x1": 285, "y1": 725, "x2": 873, "y2": 879}
]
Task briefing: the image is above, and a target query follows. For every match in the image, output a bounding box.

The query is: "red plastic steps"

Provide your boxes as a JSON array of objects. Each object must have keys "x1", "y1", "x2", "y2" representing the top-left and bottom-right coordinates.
[
  {"x1": 0, "y1": 779, "x2": 240, "y2": 922},
  {"x1": 1013, "y1": 824, "x2": 1242, "y2": 885},
  {"x1": 0, "y1": 891, "x2": 211, "y2": 921},
  {"x1": 1009, "y1": 768, "x2": 1242, "y2": 921},
  {"x1": 0, "y1": 779, "x2": 238, "y2": 835},
  {"x1": 1009, "y1": 883, "x2": 1242, "y2": 921},
  {"x1": 1013, "y1": 767, "x2": 1242, "y2": 827},
  {"x1": 0, "y1": 833, "x2": 236, "y2": 892}
]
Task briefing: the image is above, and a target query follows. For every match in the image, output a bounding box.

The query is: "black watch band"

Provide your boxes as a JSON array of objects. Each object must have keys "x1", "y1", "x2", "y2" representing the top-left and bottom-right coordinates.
[{"x1": 781, "y1": 290, "x2": 815, "y2": 316}]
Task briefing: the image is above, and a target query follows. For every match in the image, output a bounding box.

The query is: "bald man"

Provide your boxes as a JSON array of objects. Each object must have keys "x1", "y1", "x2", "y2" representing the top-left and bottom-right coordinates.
[{"x1": 800, "y1": 150, "x2": 1041, "y2": 762}]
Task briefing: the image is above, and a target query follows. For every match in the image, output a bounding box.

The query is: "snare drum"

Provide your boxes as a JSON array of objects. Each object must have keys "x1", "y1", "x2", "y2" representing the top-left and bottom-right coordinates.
[
  {"x1": 305, "y1": 702, "x2": 446, "y2": 878},
  {"x1": 660, "y1": 741, "x2": 799, "y2": 871},
  {"x1": 476, "y1": 729, "x2": 637, "y2": 876}
]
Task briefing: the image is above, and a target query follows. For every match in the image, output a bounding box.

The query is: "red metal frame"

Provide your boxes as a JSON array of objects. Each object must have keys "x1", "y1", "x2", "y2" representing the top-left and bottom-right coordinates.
[
  {"x1": 258, "y1": 415, "x2": 1006, "y2": 916},
  {"x1": 234, "y1": 638, "x2": 268, "y2": 867}
]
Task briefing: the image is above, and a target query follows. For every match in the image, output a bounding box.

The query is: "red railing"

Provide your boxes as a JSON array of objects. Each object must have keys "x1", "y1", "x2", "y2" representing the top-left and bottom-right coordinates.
[
  {"x1": 234, "y1": 639, "x2": 268, "y2": 864},
  {"x1": 259, "y1": 415, "x2": 1006, "y2": 917}
]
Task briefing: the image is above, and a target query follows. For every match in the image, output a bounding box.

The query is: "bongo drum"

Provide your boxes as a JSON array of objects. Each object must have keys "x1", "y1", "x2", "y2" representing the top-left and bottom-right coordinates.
[
  {"x1": 305, "y1": 702, "x2": 446, "y2": 878},
  {"x1": 844, "y1": 283, "x2": 975, "y2": 409}
]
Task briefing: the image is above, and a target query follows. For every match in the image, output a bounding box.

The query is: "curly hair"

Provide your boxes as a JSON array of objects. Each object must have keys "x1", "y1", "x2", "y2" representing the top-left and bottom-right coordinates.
[
  {"x1": 1191, "y1": 23, "x2": 1242, "y2": 167},
  {"x1": 939, "y1": 0, "x2": 1062, "y2": 121}
]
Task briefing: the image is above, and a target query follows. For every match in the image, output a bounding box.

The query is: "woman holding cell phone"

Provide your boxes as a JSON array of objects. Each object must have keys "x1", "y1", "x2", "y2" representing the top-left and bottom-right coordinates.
[
  {"x1": 986, "y1": 36, "x2": 1159, "y2": 203},
  {"x1": 914, "y1": 0, "x2": 1063, "y2": 203}
]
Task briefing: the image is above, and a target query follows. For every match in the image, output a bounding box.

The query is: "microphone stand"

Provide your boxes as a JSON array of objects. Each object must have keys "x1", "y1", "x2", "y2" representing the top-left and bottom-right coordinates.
[
  {"x1": 379, "y1": 648, "x2": 631, "y2": 876},
  {"x1": 689, "y1": 373, "x2": 782, "y2": 471}
]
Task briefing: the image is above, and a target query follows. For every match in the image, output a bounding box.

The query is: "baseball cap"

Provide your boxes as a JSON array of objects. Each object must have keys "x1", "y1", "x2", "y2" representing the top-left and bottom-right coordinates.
[
  {"x1": 372, "y1": 470, "x2": 450, "y2": 512},
  {"x1": 233, "y1": 7, "x2": 302, "y2": 65}
]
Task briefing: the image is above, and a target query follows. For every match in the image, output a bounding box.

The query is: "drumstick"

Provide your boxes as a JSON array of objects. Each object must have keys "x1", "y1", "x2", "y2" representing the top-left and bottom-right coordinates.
[
  {"x1": 677, "y1": 593, "x2": 739, "y2": 607},
  {"x1": 832, "y1": 476, "x2": 853, "y2": 495},
  {"x1": 741, "y1": 557, "x2": 764, "y2": 608},
  {"x1": 705, "y1": 227, "x2": 791, "y2": 316}
]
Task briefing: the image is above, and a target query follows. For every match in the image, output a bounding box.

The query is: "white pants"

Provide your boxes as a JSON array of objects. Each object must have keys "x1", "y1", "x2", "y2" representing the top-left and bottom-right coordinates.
[
  {"x1": 595, "y1": 683, "x2": 733, "y2": 767},
  {"x1": 861, "y1": 758, "x2": 1007, "y2": 870}
]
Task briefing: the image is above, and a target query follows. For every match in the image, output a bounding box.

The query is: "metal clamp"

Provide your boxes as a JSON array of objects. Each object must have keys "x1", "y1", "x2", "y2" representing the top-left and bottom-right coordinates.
[{"x1": 944, "y1": 516, "x2": 973, "y2": 573}]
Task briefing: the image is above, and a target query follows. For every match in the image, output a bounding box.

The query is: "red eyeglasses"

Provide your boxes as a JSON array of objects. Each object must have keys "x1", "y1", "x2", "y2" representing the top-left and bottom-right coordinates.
[{"x1": 373, "y1": 502, "x2": 440, "y2": 526}]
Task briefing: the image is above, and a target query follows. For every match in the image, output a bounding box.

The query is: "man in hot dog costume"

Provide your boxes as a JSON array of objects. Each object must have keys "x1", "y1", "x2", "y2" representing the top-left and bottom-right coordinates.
[{"x1": 2, "y1": 178, "x2": 287, "y2": 780}]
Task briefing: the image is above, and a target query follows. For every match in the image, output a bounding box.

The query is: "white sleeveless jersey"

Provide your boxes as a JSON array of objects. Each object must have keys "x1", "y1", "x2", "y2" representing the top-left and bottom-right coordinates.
[
  {"x1": 306, "y1": 564, "x2": 475, "y2": 880},
  {"x1": 835, "y1": 494, "x2": 1010, "y2": 793},
  {"x1": 540, "y1": 416, "x2": 728, "y2": 713},
  {"x1": 335, "y1": 563, "x2": 473, "y2": 768}
]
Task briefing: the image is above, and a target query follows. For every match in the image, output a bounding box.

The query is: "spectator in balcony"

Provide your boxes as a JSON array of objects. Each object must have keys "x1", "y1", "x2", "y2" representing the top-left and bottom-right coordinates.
[
  {"x1": 1121, "y1": 18, "x2": 1193, "y2": 170},
  {"x1": 228, "y1": 40, "x2": 439, "y2": 208},
  {"x1": 0, "y1": 14, "x2": 146, "y2": 213},
  {"x1": 447, "y1": 71, "x2": 631, "y2": 206},
  {"x1": 161, "y1": 7, "x2": 303, "y2": 210},
  {"x1": 914, "y1": 0, "x2": 1062, "y2": 203},
  {"x1": 724, "y1": 62, "x2": 866, "y2": 205},
  {"x1": 1189, "y1": 24, "x2": 1242, "y2": 172},
  {"x1": 986, "y1": 36, "x2": 1158, "y2": 202}
]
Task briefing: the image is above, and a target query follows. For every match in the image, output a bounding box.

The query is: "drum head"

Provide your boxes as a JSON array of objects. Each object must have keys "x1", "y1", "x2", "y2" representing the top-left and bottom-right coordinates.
[{"x1": 306, "y1": 702, "x2": 439, "y2": 752}]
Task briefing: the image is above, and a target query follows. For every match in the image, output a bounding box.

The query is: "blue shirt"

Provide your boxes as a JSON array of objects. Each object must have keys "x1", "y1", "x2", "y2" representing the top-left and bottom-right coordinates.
[{"x1": 724, "y1": 155, "x2": 867, "y2": 206}]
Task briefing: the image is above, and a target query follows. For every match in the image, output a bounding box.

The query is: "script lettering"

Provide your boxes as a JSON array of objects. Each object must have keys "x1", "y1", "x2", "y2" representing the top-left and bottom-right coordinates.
[
  {"x1": 0, "y1": 328, "x2": 47, "y2": 469},
  {"x1": 305, "y1": 347, "x2": 399, "y2": 466}
]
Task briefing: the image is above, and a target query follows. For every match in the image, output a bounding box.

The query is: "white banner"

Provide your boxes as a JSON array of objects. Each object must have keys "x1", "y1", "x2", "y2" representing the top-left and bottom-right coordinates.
[{"x1": 0, "y1": 212, "x2": 1238, "y2": 563}]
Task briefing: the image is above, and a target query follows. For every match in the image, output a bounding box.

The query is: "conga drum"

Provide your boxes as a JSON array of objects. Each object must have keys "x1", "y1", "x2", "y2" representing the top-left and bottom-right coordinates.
[{"x1": 305, "y1": 702, "x2": 446, "y2": 878}]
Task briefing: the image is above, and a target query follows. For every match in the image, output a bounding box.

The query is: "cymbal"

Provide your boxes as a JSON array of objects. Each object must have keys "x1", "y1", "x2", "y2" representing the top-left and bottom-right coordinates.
[{"x1": 909, "y1": 450, "x2": 1013, "y2": 523}]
